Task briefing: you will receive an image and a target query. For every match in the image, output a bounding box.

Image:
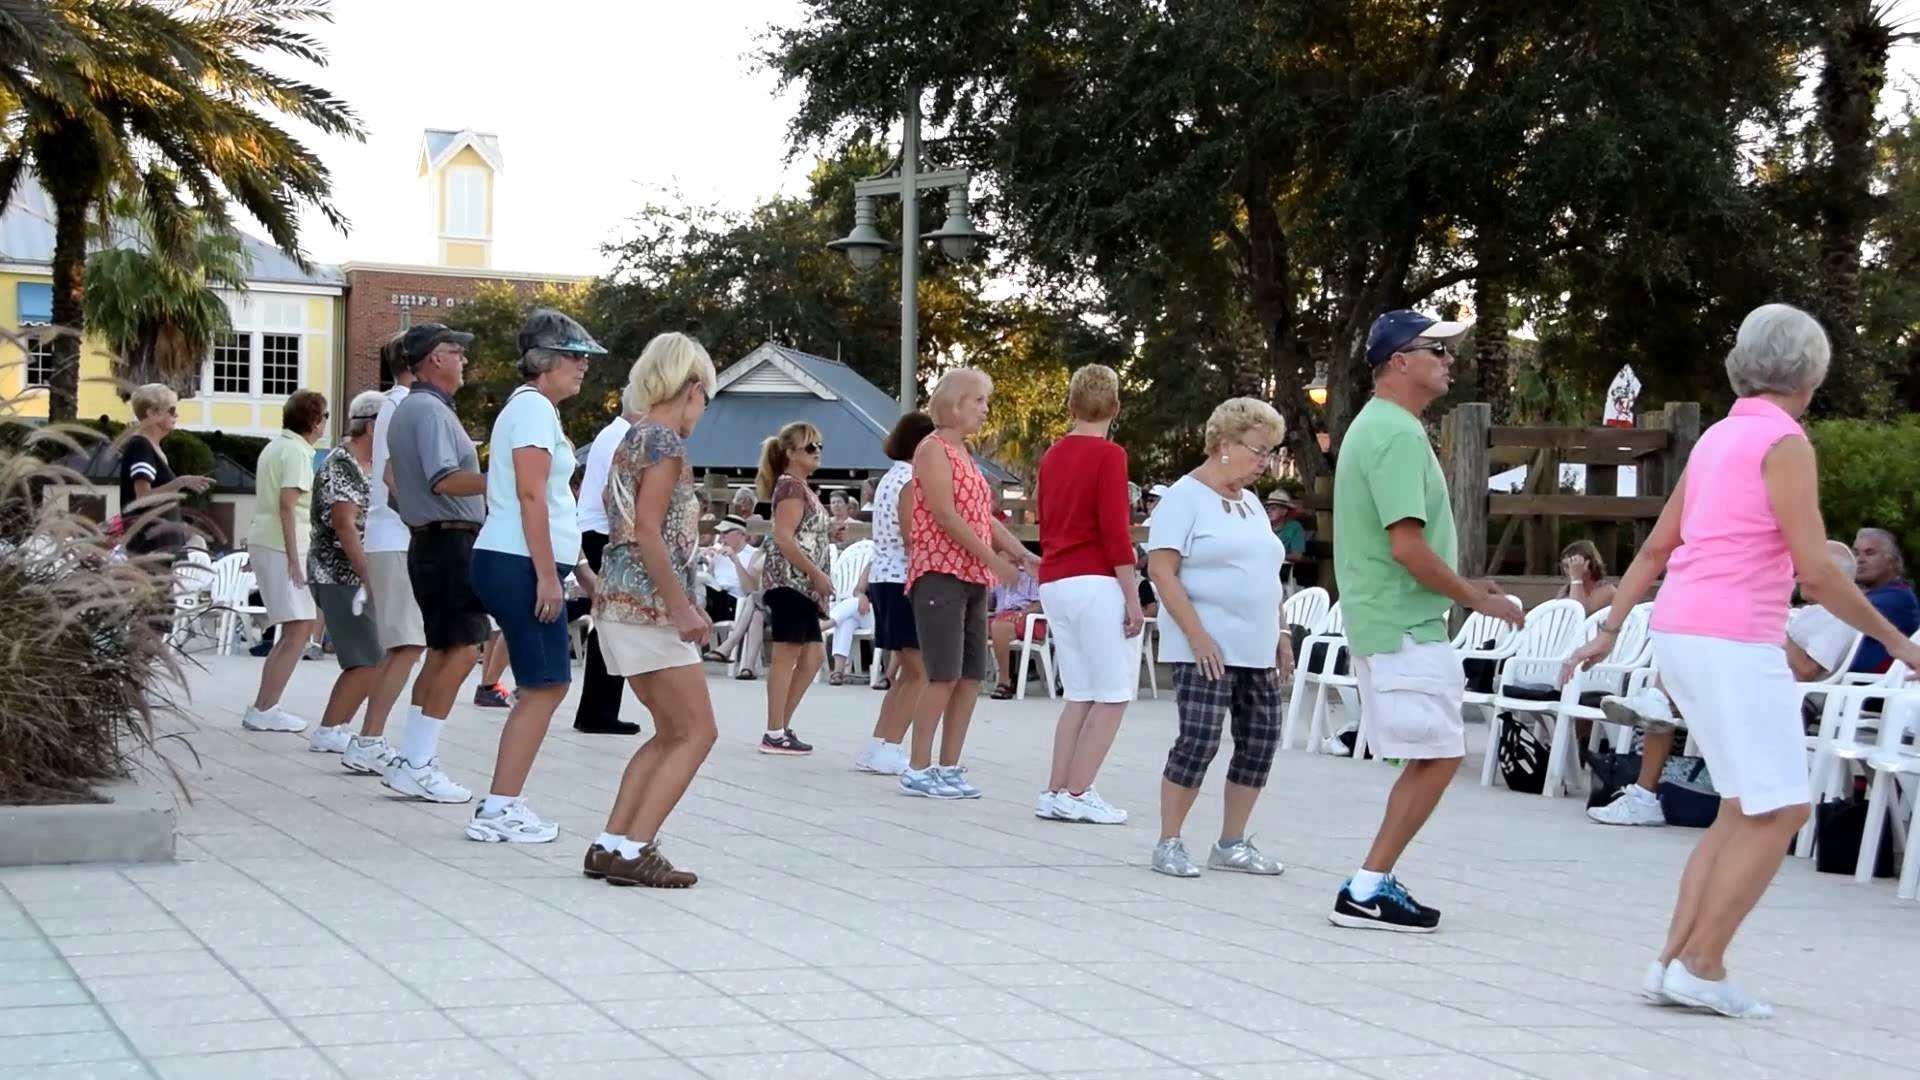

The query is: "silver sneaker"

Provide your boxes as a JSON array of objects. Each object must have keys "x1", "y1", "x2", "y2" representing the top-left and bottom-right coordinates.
[
  {"x1": 1151, "y1": 837, "x2": 1201, "y2": 878},
  {"x1": 1208, "y1": 837, "x2": 1285, "y2": 876}
]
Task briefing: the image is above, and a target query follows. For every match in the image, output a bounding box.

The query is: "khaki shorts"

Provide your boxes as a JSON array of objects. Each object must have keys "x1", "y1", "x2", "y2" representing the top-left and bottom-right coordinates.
[
  {"x1": 249, "y1": 542, "x2": 315, "y2": 626},
  {"x1": 1353, "y1": 638, "x2": 1467, "y2": 760},
  {"x1": 365, "y1": 550, "x2": 425, "y2": 651}
]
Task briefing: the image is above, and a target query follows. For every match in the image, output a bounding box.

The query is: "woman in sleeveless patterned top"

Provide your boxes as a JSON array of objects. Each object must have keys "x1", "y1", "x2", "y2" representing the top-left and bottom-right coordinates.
[
  {"x1": 755, "y1": 422, "x2": 834, "y2": 756},
  {"x1": 1565, "y1": 304, "x2": 1920, "y2": 1018},
  {"x1": 585, "y1": 333, "x2": 719, "y2": 890},
  {"x1": 899, "y1": 369, "x2": 1042, "y2": 801}
]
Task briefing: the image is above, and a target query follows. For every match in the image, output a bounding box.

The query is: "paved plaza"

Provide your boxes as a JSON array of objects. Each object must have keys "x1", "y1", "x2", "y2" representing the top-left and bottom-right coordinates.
[{"x1": 2, "y1": 654, "x2": 1916, "y2": 1080}]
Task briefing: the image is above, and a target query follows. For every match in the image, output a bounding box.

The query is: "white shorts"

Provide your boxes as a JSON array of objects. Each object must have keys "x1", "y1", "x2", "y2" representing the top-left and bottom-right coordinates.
[
  {"x1": 598, "y1": 621, "x2": 701, "y2": 677},
  {"x1": 365, "y1": 551, "x2": 426, "y2": 650},
  {"x1": 1651, "y1": 631, "x2": 1808, "y2": 815},
  {"x1": 1353, "y1": 638, "x2": 1466, "y2": 760},
  {"x1": 1037, "y1": 576, "x2": 1142, "y2": 704},
  {"x1": 248, "y1": 542, "x2": 316, "y2": 626}
]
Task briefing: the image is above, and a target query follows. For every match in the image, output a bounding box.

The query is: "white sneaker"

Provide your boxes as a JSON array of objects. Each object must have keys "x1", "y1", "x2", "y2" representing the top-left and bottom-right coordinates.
[
  {"x1": 854, "y1": 743, "x2": 894, "y2": 774},
  {"x1": 307, "y1": 724, "x2": 352, "y2": 754},
  {"x1": 382, "y1": 758, "x2": 473, "y2": 804},
  {"x1": 1035, "y1": 791, "x2": 1067, "y2": 820},
  {"x1": 1320, "y1": 735, "x2": 1352, "y2": 757},
  {"x1": 881, "y1": 744, "x2": 910, "y2": 776},
  {"x1": 341, "y1": 736, "x2": 396, "y2": 776},
  {"x1": 242, "y1": 705, "x2": 305, "y2": 733},
  {"x1": 465, "y1": 800, "x2": 559, "y2": 844},
  {"x1": 1075, "y1": 788, "x2": 1129, "y2": 825},
  {"x1": 1629, "y1": 686, "x2": 1676, "y2": 723},
  {"x1": 1588, "y1": 784, "x2": 1666, "y2": 826}
]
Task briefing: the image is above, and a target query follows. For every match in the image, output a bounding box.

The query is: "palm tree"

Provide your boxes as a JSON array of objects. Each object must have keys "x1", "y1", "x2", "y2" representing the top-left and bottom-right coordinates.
[
  {"x1": 0, "y1": 0, "x2": 362, "y2": 421},
  {"x1": 84, "y1": 185, "x2": 252, "y2": 398}
]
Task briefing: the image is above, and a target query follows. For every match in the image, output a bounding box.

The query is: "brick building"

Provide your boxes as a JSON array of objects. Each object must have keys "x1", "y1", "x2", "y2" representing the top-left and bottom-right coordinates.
[{"x1": 338, "y1": 263, "x2": 590, "y2": 395}]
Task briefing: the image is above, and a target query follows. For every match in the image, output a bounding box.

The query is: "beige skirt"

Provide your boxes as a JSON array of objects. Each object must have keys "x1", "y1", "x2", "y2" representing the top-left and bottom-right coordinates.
[{"x1": 598, "y1": 620, "x2": 701, "y2": 676}]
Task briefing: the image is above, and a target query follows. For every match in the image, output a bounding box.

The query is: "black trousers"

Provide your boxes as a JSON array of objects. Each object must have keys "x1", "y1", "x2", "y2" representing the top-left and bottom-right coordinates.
[{"x1": 574, "y1": 531, "x2": 629, "y2": 729}]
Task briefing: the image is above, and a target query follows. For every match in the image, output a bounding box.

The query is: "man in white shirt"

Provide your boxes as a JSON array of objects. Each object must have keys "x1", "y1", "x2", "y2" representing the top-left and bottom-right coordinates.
[
  {"x1": 341, "y1": 336, "x2": 425, "y2": 777},
  {"x1": 1592, "y1": 540, "x2": 1862, "y2": 826},
  {"x1": 572, "y1": 410, "x2": 640, "y2": 735}
]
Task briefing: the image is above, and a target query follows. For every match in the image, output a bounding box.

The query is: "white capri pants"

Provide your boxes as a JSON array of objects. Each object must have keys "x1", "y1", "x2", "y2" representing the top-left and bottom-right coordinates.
[
  {"x1": 827, "y1": 595, "x2": 874, "y2": 660},
  {"x1": 1037, "y1": 575, "x2": 1141, "y2": 704},
  {"x1": 1651, "y1": 631, "x2": 1809, "y2": 816}
]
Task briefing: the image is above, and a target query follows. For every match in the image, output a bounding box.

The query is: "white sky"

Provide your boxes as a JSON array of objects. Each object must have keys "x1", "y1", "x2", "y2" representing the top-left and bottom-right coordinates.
[{"x1": 283, "y1": 0, "x2": 814, "y2": 275}]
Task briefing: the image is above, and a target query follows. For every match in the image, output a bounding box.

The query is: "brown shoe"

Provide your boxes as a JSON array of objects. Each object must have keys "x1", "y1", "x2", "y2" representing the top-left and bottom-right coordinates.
[
  {"x1": 605, "y1": 845, "x2": 697, "y2": 888},
  {"x1": 582, "y1": 843, "x2": 613, "y2": 880}
]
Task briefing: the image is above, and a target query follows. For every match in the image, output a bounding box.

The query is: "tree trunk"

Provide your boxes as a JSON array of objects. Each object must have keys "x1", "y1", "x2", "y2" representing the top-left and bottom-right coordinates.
[
  {"x1": 1474, "y1": 270, "x2": 1512, "y2": 423},
  {"x1": 47, "y1": 189, "x2": 89, "y2": 422}
]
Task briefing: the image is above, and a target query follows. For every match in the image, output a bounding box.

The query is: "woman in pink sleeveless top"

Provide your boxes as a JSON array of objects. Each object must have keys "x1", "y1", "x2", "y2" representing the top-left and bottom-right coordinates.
[
  {"x1": 1567, "y1": 304, "x2": 1920, "y2": 1019},
  {"x1": 899, "y1": 368, "x2": 1041, "y2": 800}
]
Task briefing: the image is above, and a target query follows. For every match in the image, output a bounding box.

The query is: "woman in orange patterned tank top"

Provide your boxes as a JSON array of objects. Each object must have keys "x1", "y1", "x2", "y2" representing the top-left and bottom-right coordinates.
[{"x1": 899, "y1": 368, "x2": 1042, "y2": 800}]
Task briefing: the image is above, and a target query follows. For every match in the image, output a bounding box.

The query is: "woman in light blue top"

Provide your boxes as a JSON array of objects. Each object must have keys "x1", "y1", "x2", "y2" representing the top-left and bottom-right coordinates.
[{"x1": 468, "y1": 309, "x2": 605, "y2": 846}]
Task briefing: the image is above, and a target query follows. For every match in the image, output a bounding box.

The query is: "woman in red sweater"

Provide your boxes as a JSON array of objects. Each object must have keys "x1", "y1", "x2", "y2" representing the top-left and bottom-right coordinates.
[{"x1": 1032, "y1": 364, "x2": 1147, "y2": 825}]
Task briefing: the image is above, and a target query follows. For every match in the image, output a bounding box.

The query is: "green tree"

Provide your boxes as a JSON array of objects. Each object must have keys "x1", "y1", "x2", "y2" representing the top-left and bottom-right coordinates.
[
  {"x1": 83, "y1": 185, "x2": 251, "y2": 399},
  {"x1": 450, "y1": 280, "x2": 603, "y2": 448},
  {"x1": 0, "y1": 0, "x2": 362, "y2": 421}
]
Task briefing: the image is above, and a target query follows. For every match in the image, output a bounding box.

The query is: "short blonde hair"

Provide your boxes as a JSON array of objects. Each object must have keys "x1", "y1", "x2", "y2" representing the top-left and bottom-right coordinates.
[
  {"x1": 130, "y1": 383, "x2": 177, "y2": 421},
  {"x1": 622, "y1": 332, "x2": 717, "y2": 413},
  {"x1": 1202, "y1": 397, "x2": 1286, "y2": 455},
  {"x1": 928, "y1": 368, "x2": 992, "y2": 426},
  {"x1": 1067, "y1": 364, "x2": 1120, "y2": 422}
]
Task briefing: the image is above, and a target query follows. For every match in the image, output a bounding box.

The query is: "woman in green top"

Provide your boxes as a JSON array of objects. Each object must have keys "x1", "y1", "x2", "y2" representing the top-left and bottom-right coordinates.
[{"x1": 243, "y1": 390, "x2": 329, "y2": 736}]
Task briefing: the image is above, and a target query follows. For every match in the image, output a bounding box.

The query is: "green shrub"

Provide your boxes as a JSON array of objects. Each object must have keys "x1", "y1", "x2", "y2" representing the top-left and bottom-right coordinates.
[
  {"x1": 160, "y1": 429, "x2": 216, "y2": 508},
  {"x1": 1810, "y1": 417, "x2": 1920, "y2": 559}
]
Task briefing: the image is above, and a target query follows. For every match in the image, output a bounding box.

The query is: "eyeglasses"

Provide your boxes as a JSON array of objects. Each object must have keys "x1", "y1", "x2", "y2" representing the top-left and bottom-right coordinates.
[
  {"x1": 1241, "y1": 442, "x2": 1281, "y2": 463},
  {"x1": 164, "y1": 406, "x2": 178, "y2": 416}
]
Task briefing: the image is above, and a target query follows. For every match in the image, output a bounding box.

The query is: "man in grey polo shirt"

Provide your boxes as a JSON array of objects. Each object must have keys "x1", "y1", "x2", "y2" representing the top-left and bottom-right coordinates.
[{"x1": 380, "y1": 322, "x2": 487, "y2": 804}]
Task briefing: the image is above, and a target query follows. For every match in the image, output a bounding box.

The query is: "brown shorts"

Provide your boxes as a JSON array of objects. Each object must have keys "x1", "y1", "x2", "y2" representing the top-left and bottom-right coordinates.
[{"x1": 911, "y1": 572, "x2": 987, "y2": 683}]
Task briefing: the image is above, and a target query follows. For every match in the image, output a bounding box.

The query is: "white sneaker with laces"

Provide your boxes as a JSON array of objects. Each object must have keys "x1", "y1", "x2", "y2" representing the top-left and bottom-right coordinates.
[
  {"x1": 307, "y1": 724, "x2": 352, "y2": 754},
  {"x1": 1588, "y1": 784, "x2": 1666, "y2": 827},
  {"x1": 382, "y1": 758, "x2": 473, "y2": 804},
  {"x1": 1320, "y1": 735, "x2": 1352, "y2": 757},
  {"x1": 465, "y1": 800, "x2": 560, "y2": 844},
  {"x1": 1075, "y1": 788, "x2": 1129, "y2": 825},
  {"x1": 1042, "y1": 790, "x2": 1083, "y2": 821},
  {"x1": 242, "y1": 705, "x2": 305, "y2": 733},
  {"x1": 855, "y1": 742, "x2": 905, "y2": 775},
  {"x1": 341, "y1": 736, "x2": 395, "y2": 776}
]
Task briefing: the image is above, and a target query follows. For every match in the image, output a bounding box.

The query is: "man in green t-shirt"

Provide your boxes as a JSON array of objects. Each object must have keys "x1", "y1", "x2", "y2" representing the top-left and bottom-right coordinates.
[
  {"x1": 1266, "y1": 489, "x2": 1308, "y2": 589},
  {"x1": 1328, "y1": 310, "x2": 1523, "y2": 935}
]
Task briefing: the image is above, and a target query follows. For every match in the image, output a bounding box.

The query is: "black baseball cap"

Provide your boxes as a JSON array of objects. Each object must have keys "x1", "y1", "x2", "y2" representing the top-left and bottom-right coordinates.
[
  {"x1": 1364, "y1": 310, "x2": 1469, "y2": 368},
  {"x1": 401, "y1": 323, "x2": 475, "y2": 367},
  {"x1": 518, "y1": 309, "x2": 606, "y2": 357}
]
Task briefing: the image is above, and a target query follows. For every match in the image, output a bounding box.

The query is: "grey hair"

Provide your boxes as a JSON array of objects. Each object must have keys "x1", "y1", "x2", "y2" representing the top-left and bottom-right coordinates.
[
  {"x1": 346, "y1": 390, "x2": 387, "y2": 439},
  {"x1": 519, "y1": 346, "x2": 568, "y2": 379},
  {"x1": 1858, "y1": 527, "x2": 1906, "y2": 576},
  {"x1": 1725, "y1": 304, "x2": 1830, "y2": 398},
  {"x1": 1823, "y1": 539, "x2": 1858, "y2": 582}
]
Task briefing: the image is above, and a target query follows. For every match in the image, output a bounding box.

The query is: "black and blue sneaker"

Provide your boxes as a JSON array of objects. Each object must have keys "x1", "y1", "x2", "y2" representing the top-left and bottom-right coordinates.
[{"x1": 1329, "y1": 875, "x2": 1440, "y2": 933}]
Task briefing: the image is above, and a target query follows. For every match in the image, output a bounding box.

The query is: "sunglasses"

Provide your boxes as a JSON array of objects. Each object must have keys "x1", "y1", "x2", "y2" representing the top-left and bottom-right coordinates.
[
  {"x1": 803, "y1": 442, "x2": 824, "y2": 455},
  {"x1": 1401, "y1": 341, "x2": 1451, "y2": 359}
]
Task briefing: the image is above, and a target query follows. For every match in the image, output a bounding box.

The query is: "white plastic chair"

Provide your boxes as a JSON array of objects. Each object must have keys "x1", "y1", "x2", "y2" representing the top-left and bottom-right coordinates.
[
  {"x1": 208, "y1": 552, "x2": 267, "y2": 655},
  {"x1": 1470, "y1": 598, "x2": 1589, "y2": 787},
  {"x1": 1798, "y1": 630, "x2": 1920, "y2": 858},
  {"x1": 166, "y1": 559, "x2": 217, "y2": 652},
  {"x1": 1840, "y1": 691, "x2": 1920, "y2": 894},
  {"x1": 1013, "y1": 612, "x2": 1056, "y2": 700},
  {"x1": 1282, "y1": 587, "x2": 1330, "y2": 638},
  {"x1": 1479, "y1": 604, "x2": 1655, "y2": 796},
  {"x1": 1139, "y1": 615, "x2": 1158, "y2": 699},
  {"x1": 1281, "y1": 601, "x2": 1347, "y2": 752},
  {"x1": 818, "y1": 540, "x2": 875, "y2": 681}
]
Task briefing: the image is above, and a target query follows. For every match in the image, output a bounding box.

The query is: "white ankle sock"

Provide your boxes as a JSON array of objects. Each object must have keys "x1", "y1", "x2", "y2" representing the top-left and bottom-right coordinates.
[
  {"x1": 595, "y1": 831, "x2": 624, "y2": 852},
  {"x1": 883, "y1": 741, "x2": 903, "y2": 754},
  {"x1": 399, "y1": 710, "x2": 442, "y2": 766},
  {"x1": 1349, "y1": 869, "x2": 1387, "y2": 901},
  {"x1": 615, "y1": 838, "x2": 648, "y2": 860},
  {"x1": 480, "y1": 794, "x2": 514, "y2": 816},
  {"x1": 865, "y1": 737, "x2": 884, "y2": 754}
]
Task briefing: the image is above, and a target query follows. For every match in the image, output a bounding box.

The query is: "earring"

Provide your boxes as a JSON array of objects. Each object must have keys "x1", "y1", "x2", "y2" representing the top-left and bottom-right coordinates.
[{"x1": 1221, "y1": 453, "x2": 1230, "y2": 465}]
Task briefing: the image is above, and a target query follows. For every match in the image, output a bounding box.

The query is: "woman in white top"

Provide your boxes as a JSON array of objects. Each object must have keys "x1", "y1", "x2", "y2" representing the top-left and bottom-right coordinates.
[
  {"x1": 1147, "y1": 398, "x2": 1294, "y2": 879},
  {"x1": 853, "y1": 412, "x2": 936, "y2": 775},
  {"x1": 573, "y1": 409, "x2": 642, "y2": 736},
  {"x1": 468, "y1": 309, "x2": 605, "y2": 845}
]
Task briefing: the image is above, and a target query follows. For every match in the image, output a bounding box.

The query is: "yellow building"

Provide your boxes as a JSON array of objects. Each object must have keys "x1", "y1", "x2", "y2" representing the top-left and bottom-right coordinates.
[
  {"x1": 0, "y1": 178, "x2": 345, "y2": 437},
  {"x1": 419, "y1": 128, "x2": 503, "y2": 270}
]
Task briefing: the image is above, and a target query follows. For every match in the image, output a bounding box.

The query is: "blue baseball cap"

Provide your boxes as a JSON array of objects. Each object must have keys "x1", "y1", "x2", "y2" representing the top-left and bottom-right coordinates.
[{"x1": 1364, "y1": 310, "x2": 1470, "y2": 368}]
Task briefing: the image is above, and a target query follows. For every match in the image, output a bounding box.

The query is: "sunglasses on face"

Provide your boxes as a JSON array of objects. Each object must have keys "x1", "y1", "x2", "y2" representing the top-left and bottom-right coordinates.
[
  {"x1": 802, "y1": 442, "x2": 824, "y2": 455},
  {"x1": 1401, "y1": 341, "x2": 1451, "y2": 359}
]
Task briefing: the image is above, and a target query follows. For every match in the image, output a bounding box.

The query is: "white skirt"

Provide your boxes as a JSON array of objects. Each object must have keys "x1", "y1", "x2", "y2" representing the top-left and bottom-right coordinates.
[
  {"x1": 1651, "y1": 631, "x2": 1809, "y2": 815},
  {"x1": 249, "y1": 542, "x2": 316, "y2": 626},
  {"x1": 598, "y1": 620, "x2": 701, "y2": 676}
]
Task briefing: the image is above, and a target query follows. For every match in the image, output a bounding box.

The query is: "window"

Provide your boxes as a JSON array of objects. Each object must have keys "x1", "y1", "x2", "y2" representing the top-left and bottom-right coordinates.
[
  {"x1": 24, "y1": 334, "x2": 57, "y2": 388},
  {"x1": 260, "y1": 334, "x2": 300, "y2": 396},
  {"x1": 446, "y1": 167, "x2": 486, "y2": 239},
  {"x1": 210, "y1": 332, "x2": 250, "y2": 394}
]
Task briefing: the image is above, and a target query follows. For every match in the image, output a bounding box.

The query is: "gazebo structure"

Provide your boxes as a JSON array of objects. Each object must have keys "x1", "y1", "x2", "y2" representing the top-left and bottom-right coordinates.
[{"x1": 685, "y1": 342, "x2": 1017, "y2": 509}]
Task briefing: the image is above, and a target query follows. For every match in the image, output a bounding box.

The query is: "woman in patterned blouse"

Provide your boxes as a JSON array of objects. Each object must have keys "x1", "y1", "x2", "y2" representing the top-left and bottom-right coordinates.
[
  {"x1": 754, "y1": 422, "x2": 835, "y2": 756},
  {"x1": 585, "y1": 332, "x2": 719, "y2": 889},
  {"x1": 306, "y1": 392, "x2": 388, "y2": 755}
]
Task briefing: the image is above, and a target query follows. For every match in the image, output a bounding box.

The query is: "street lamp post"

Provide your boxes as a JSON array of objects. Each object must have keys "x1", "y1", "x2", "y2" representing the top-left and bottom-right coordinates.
[{"x1": 828, "y1": 83, "x2": 989, "y2": 415}]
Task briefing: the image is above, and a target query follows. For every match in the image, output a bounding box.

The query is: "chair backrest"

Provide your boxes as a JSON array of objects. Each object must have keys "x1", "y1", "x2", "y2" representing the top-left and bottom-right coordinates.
[
  {"x1": 1283, "y1": 587, "x2": 1330, "y2": 633},
  {"x1": 1316, "y1": 601, "x2": 1346, "y2": 637},
  {"x1": 1452, "y1": 594, "x2": 1524, "y2": 650},
  {"x1": 831, "y1": 539, "x2": 874, "y2": 600},
  {"x1": 208, "y1": 552, "x2": 250, "y2": 604},
  {"x1": 1514, "y1": 597, "x2": 1587, "y2": 659}
]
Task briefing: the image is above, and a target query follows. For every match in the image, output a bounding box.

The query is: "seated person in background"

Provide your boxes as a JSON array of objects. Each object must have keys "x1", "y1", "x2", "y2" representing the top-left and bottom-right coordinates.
[
  {"x1": 701, "y1": 516, "x2": 755, "y2": 627},
  {"x1": 824, "y1": 559, "x2": 875, "y2": 685},
  {"x1": 1850, "y1": 527, "x2": 1919, "y2": 673},
  {"x1": 988, "y1": 559, "x2": 1045, "y2": 699},
  {"x1": 1559, "y1": 539, "x2": 1617, "y2": 616},
  {"x1": 1589, "y1": 539, "x2": 1862, "y2": 827}
]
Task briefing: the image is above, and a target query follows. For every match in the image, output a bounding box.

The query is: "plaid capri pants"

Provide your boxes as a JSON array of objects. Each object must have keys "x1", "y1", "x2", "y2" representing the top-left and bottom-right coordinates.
[{"x1": 1161, "y1": 664, "x2": 1284, "y2": 789}]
